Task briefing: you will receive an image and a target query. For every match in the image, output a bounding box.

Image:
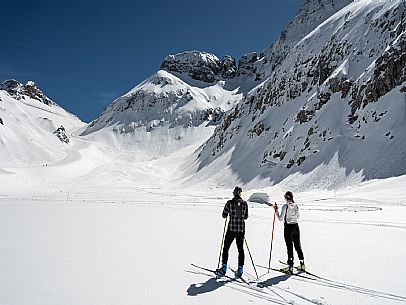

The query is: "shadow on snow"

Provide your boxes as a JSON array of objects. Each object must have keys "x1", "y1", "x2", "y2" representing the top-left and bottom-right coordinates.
[{"x1": 187, "y1": 276, "x2": 234, "y2": 296}]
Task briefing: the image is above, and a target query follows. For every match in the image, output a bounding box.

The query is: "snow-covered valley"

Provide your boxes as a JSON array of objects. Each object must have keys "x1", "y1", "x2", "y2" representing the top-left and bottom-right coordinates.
[
  {"x1": 0, "y1": 113, "x2": 405, "y2": 304},
  {"x1": 1, "y1": 164, "x2": 406, "y2": 305}
]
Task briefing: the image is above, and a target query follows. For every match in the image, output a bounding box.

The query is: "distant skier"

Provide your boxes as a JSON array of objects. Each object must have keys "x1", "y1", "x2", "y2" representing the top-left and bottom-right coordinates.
[
  {"x1": 274, "y1": 191, "x2": 305, "y2": 274},
  {"x1": 216, "y1": 186, "x2": 248, "y2": 277}
]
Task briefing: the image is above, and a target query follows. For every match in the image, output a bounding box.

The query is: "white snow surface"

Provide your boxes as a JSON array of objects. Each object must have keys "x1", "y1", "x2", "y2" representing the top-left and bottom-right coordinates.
[
  {"x1": 0, "y1": 90, "x2": 85, "y2": 167},
  {"x1": 0, "y1": 86, "x2": 405, "y2": 304},
  {"x1": 1, "y1": 82, "x2": 405, "y2": 305},
  {"x1": 0, "y1": 137, "x2": 405, "y2": 304}
]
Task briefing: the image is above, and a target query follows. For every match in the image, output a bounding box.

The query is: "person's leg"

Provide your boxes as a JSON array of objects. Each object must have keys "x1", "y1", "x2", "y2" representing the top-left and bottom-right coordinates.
[
  {"x1": 236, "y1": 232, "x2": 245, "y2": 266},
  {"x1": 284, "y1": 225, "x2": 294, "y2": 266},
  {"x1": 222, "y1": 230, "x2": 235, "y2": 264},
  {"x1": 293, "y1": 225, "x2": 304, "y2": 261}
]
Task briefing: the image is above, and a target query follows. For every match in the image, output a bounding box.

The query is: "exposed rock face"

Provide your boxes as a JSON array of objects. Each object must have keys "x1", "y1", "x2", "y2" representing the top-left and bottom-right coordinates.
[
  {"x1": 237, "y1": 0, "x2": 355, "y2": 81},
  {"x1": 196, "y1": 0, "x2": 406, "y2": 186},
  {"x1": 53, "y1": 125, "x2": 69, "y2": 143},
  {"x1": 160, "y1": 51, "x2": 238, "y2": 83},
  {"x1": 349, "y1": 37, "x2": 406, "y2": 123},
  {"x1": 160, "y1": 50, "x2": 271, "y2": 83},
  {"x1": 159, "y1": 2, "x2": 354, "y2": 84},
  {"x1": 0, "y1": 80, "x2": 54, "y2": 106},
  {"x1": 0, "y1": 117, "x2": 3, "y2": 125},
  {"x1": 220, "y1": 55, "x2": 237, "y2": 79},
  {"x1": 238, "y1": 52, "x2": 260, "y2": 79}
]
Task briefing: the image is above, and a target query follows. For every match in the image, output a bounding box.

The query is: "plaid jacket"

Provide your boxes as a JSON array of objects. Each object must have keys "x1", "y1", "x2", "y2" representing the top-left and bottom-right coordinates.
[{"x1": 222, "y1": 197, "x2": 249, "y2": 233}]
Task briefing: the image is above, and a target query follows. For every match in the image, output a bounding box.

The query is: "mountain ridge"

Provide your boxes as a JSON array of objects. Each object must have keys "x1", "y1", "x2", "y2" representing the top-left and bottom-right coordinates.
[
  {"x1": 1, "y1": 0, "x2": 405, "y2": 191},
  {"x1": 192, "y1": 0, "x2": 406, "y2": 189}
]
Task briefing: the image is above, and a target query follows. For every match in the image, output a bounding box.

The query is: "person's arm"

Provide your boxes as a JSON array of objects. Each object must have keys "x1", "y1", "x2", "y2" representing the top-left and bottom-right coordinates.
[
  {"x1": 275, "y1": 204, "x2": 286, "y2": 221},
  {"x1": 296, "y1": 205, "x2": 300, "y2": 220},
  {"x1": 222, "y1": 201, "x2": 230, "y2": 218},
  {"x1": 244, "y1": 201, "x2": 249, "y2": 219}
]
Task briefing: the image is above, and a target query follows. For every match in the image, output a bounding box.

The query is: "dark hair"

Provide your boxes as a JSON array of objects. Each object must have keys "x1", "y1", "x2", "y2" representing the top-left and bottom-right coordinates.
[
  {"x1": 284, "y1": 191, "x2": 294, "y2": 203},
  {"x1": 233, "y1": 186, "x2": 242, "y2": 198}
]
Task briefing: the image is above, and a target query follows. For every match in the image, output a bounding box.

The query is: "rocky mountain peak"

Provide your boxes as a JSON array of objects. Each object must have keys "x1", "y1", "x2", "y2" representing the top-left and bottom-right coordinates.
[
  {"x1": 238, "y1": 52, "x2": 260, "y2": 80},
  {"x1": 244, "y1": 0, "x2": 355, "y2": 80},
  {"x1": 160, "y1": 50, "x2": 237, "y2": 83},
  {"x1": 0, "y1": 79, "x2": 54, "y2": 106}
]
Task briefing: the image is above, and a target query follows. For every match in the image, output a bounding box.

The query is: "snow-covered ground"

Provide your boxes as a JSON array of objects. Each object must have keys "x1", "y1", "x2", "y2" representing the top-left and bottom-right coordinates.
[{"x1": 1, "y1": 138, "x2": 405, "y2": 305}]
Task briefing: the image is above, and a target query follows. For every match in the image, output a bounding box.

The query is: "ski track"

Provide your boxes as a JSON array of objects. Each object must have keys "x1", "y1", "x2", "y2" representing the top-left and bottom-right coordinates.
[
  {"x1": 254, "y1": 265, "x2": 406, "y2": 303},
  {"x1": 192, "y1": 263, "x2": 406, "y2": 305},
  {"x1": 2, "y1": 195, "x2": 406, "y2": 231},
  {"x1": 1, "y1": 191, "x2": 405, "y2": 305},
  {"x1": 188, "y1": 267, "x2": 294, "y2": 305},
  {"x1": 0, "y1": 180, "x2": 406, "y2": 305}
]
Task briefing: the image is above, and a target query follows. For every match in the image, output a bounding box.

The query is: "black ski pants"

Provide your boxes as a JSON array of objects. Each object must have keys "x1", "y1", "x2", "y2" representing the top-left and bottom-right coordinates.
[
  {"x1": 222, "y1": 230, "x2": 245, "y2": 266},
  {"x1": 284, "y1": 223, "x2": 304, "y2": 266}
]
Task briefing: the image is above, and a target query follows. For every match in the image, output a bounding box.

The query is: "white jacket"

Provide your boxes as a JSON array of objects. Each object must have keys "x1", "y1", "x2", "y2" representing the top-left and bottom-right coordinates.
[{"x1": 276, "y1": 202, "x2": 300, "y2": 224}]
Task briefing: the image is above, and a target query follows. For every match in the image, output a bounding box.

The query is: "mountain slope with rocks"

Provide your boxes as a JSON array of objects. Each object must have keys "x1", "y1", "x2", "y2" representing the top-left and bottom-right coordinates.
[
  {"x1": 81, "y1": 60, "x2": 256, "y2": 159},
  {"x1": 0, "y1": 80, "x2": 85, "y2": 167},
  {"x1": 191, "y1": 0, "x2": 406, "y2": 189},
  {"x1": 12, "y1": 0, "x2": 403, "y2": 191}
]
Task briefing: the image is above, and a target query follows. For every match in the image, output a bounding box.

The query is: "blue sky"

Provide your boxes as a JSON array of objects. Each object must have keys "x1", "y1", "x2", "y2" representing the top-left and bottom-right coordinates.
[{"x1": 1, "y1": 0, "x2": 301, "y2": 122}]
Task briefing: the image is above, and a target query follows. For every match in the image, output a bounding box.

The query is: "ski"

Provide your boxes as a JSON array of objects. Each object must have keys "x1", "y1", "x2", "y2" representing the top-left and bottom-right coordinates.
[
  {"x1": 255, "y1": 264, "x2": 312, "y2": 279},
  {"x1": 228, "y1": 266, "x2": 251, "y2": 285},
  {"x1": 191, "y1": 264, "x2": 297, "y2": 304},
  {"x1": 255, "y1": 263, "x2": 406, "y2": 303},
  {"x1": 271, "y1": 267, "x2": 298, "y2": 276},
  {"x1": 278, "y1": 260, "x2": 320, "y2": 278},
  {"x1": 191, "y1": 263, "x2": 248, "y2": 284}
]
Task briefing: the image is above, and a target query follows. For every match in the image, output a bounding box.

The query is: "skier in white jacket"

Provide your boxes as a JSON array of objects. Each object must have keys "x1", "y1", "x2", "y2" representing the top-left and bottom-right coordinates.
[{"x1": 274, "y1": 191, "x2": 305, "y2": 274}]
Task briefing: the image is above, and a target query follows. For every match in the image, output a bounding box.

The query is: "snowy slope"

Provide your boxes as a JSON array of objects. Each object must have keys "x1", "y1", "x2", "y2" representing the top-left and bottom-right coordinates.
[
  {"x1": 0, "y1": 80, "x2": 85, "y2": 168},
  {"x1": 82, "y1": 68, "x2": 245, "y2": 159},
  {"x1": 238, "y1": 0, "x2": 354, "y2": 81},
  {"x1": 2, "y1": 1, "x2": 405, "y2": 193},
  {"x1": 193, "y1": 0, "x2": 406, "y2": 189},
  {"x1": 0, "y1": 80, "x2": 114, "y2": 195}
]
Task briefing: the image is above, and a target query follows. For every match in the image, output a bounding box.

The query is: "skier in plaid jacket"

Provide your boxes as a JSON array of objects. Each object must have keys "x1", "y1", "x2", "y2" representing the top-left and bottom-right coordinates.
[{"x1": 217, "y1": 186, "x2": 248, "y2": 277}]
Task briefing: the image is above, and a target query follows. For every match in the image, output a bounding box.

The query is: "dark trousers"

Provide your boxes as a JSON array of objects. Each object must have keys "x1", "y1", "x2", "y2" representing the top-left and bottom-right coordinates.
[
  {"x1": 284, "y1": 223, "x2": 304, "y2": 266},
  {"x1": 222, "y1": 230, "x2": 245, "y2": 266}
]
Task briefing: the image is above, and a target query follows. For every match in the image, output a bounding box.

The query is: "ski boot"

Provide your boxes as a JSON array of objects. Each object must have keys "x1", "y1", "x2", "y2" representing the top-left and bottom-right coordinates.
[
  {"x1": 235, "y1": 265, "x2": 243, "y2": 278},
  {"x1": 215, "y1": 263, "x2": 227, "y2": 276},
  {"x1": 300, "y1": 260, "x2": 305, "y2": 271},
  {"x1": 280, "y1": 265, "x2": 293, "y2": 274}
]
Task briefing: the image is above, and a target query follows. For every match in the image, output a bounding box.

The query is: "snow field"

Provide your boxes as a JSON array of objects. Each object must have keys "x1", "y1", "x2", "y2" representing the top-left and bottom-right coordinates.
[{"x1": 1, "y1": 182, "x2": 405, "y2": 305}]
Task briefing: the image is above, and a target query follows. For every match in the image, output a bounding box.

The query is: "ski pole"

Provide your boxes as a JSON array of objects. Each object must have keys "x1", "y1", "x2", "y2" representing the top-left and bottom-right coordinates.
[
  {"x1": 217, "y1": 217, "x2": 228, "y2": 269},
  {"x1": 244, "y1": 238, "x2": 259, "y2": 280},
  {"x1": 267, "y1": 203, "x2": 277, "y2": 272}
]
